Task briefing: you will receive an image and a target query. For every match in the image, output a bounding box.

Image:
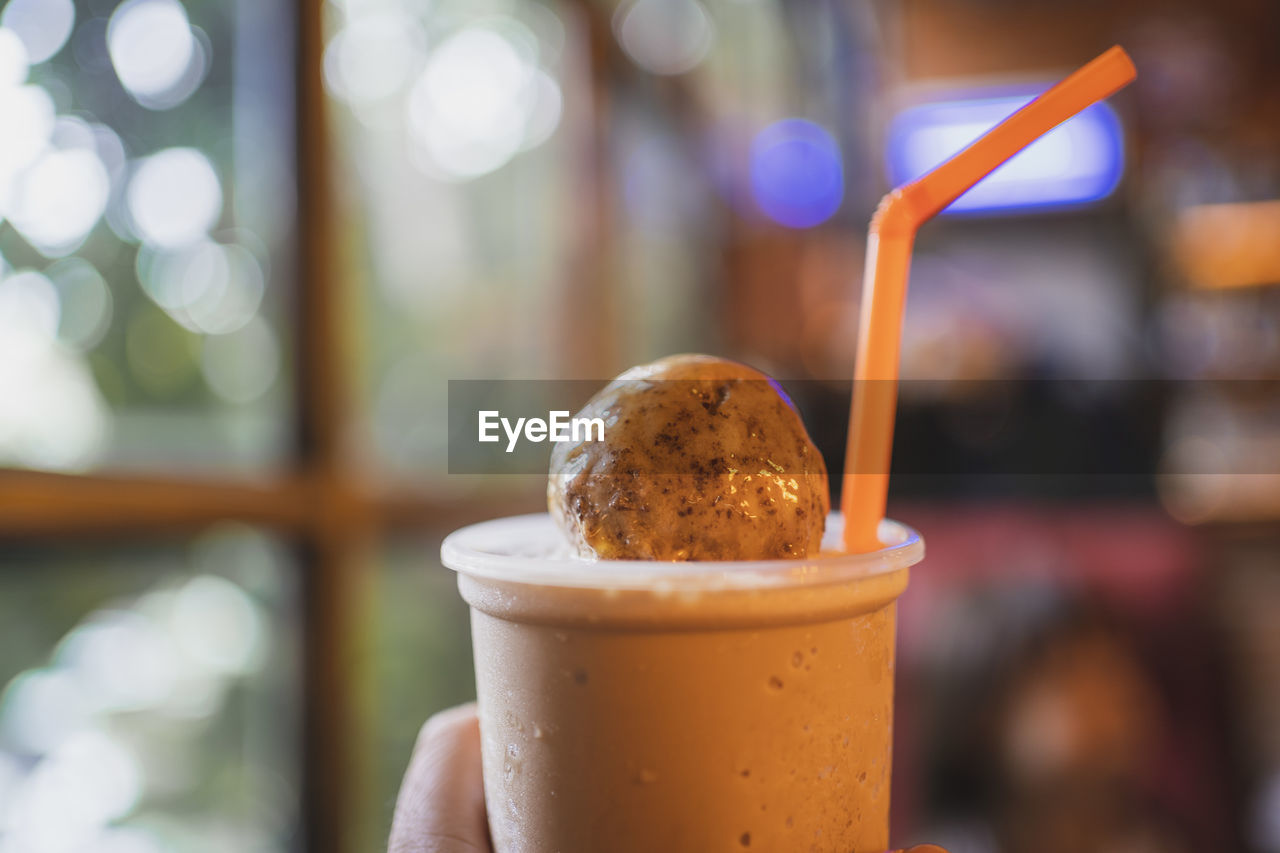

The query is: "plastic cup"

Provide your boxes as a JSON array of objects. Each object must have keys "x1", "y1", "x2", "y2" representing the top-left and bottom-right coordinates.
[{"x1": 442, "y1": 512, "x2": 924, "y2": 853}]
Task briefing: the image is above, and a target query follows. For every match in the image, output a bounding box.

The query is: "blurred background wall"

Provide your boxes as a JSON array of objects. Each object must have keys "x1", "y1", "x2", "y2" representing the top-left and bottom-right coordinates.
[{"x1": 0, "y1": 0, "x2": 1278, "y2": 851}]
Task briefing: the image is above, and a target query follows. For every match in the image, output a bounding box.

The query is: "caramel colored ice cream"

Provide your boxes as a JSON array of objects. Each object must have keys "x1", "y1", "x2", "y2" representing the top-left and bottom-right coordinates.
[{"x1": 548, "y1": 354, "x2": 829, "y2": 560}]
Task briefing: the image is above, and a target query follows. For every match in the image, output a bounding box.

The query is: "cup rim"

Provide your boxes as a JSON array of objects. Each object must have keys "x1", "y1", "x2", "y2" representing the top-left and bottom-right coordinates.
[{"x1": 441, "y1": 512, "x2": 923, "y2": 591}]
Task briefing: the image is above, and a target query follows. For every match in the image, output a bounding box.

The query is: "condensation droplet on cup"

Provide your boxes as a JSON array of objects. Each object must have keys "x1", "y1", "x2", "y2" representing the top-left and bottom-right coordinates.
[
  {"x1": 503, "y1": 710, "x2": 527, "y2": 737},
  {"x1": 504, "y1": 743, "x2": 523, "y2": 782}
]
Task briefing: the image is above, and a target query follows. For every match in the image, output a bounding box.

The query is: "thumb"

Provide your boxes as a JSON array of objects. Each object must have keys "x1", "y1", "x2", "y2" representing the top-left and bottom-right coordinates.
[{"x1": 389, "y1": 703, "x2": 491, "y2": 853}]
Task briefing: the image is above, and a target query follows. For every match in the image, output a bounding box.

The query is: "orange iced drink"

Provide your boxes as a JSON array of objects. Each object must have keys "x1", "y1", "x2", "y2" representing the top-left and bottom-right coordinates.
[
  {"x1": 443, "y1": 512, "x2": 922, "y2": 853},
  {"x1": 442, "y1": 43, "x2": 1138, "y2": 853}
]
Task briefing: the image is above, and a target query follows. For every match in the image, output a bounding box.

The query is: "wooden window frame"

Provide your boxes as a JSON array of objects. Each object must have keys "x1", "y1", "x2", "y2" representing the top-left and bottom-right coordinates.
[
  {"x1": 0, "y1": 2, "x2": 531, "y2": 850},
  {"x1": 0, "y1": 0, "x2": 618, "y2": 847}
]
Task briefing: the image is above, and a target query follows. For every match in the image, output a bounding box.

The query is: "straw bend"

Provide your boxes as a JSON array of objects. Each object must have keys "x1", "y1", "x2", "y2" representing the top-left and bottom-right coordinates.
[
  {"x1": 869, "y1": 185, "x2": 935, "y2": 238},
  {"x1": 843, "y1": 45, "x2": 1137, "y2": 554}
]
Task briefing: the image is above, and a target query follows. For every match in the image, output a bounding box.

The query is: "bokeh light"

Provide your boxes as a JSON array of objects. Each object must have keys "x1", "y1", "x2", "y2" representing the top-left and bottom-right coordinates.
[
  {"x1": 0, "y1": 0, "x2": 74, "y2": 65},
  {"x1": 137, "y1": 240, "x2": 265, "y2": 335},
  {"x1": 0, "y1": 750, "x2": 21, "y2": 827},
  {"x1": 126, "y1": 591, "x2": 224, "y2": 721},
  {"x1": 170, "y1": 575, "x2": 265, "y2": 677},
  {"x1": 153, "y1": 663, "x2": 224, "y2": 720},
  {"x1": 57, "y1": 611, "x2": 180, "y2": 713},
  {"x1": 8, "y1": 148, "x2": 110, "y2": 256},
  {"x1": 405, "y1": 22, "x2": 560, "y2": 180},
  {"x1": 323, "y1": 13, "x2": 421, "y2": 104},
  {"x1": 0, "y1": 269, "x2": 108, "y2": 470},
  {"x1": 1170, "y1": 200, "x2": 1280, "y2": 291},
  {"x1": 886, "y1": 95, "x2": 1125, "y2": 214},
  {"x1": 70, "y1": 14, "x2": 111, "y2": 72},
  {"x1": 0, "y1": 669, "x2": 90, "y2": 755},
  {"x1": 5, "y1": 729, "x2": 142, "y2": 851},
  {"x1": 613, "y1": 0, "x2": 714, "y2": 76},
  {"x1": 51, "y1": 115, "x2": 94, "y2": 150},
  {"x1": 0, "y1": 28, "x2": 29, "y2": 86},
  {"x1": 0, "y1": 269, "x2": 59, "y2": 339},
  {"x1": 126, "y1": 147, "x2": 222, "y2": 247},
  {"x1": 46, "y1": 729, "x2": 143, "y2": 822},
  {"x1": 108, "y1": 0, "x2": 207, "y2": 110},
  {"x1": 521, "y1": 69, "x2": 563, "y2": 151},
  {"x1": 90, "y1": 122, "x2": 128, "y2": 189},
  {"x1": 47, "y1": 258, "x2": 113, "y2": 351},
  {"x1": 0, "y1": 84, "x2": 55, "y2": 198},
  {"x1": 0, "y1": 542, "x2": 290, "y2": 848},
  {"x1": 201, "y1": 315, "x2": 280, "y2": 404},
  {"x1": 749, "y1": 118, "x2": 844, "y2": 228},
  {"x1": 0, "y1": 0, "x2": 260, "y2": 471}
]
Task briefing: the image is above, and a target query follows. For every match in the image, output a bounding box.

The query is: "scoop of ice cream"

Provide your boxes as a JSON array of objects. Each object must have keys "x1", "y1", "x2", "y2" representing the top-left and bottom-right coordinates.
[{"x1": 548, "y1": 354, "x2": 829, "y2": 560}]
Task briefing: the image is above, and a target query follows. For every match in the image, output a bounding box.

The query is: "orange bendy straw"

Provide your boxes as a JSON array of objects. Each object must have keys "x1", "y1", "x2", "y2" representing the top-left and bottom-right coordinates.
[{"x1": 841, "y1": 46, "x2": 1137, "y2": 553}]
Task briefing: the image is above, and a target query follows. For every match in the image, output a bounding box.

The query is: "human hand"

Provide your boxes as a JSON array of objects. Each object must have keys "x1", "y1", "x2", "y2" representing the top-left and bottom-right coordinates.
[{"x1": 389, "y1": 703, "x2": 491, "y2": 853}]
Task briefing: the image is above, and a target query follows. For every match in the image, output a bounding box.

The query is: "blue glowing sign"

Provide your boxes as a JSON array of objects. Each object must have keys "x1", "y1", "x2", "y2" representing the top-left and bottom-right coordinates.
[
  {"x1": 750, "y1": 119, "x2": 844, "y2": 229},
  {"x1": 886, "y1": 92, "x2": 1125, "y2": 214}
]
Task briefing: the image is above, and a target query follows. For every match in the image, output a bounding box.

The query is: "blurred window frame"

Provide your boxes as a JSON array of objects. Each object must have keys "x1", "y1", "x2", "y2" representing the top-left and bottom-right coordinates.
[{"x1": 0, "y1": 3, "x2": 514, "y2": 851}]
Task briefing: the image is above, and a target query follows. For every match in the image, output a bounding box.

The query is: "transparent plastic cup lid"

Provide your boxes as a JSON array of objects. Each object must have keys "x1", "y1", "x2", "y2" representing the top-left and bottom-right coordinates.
[{"x1": 441, "y1": 513, "x2": 923, "y2": 591}]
